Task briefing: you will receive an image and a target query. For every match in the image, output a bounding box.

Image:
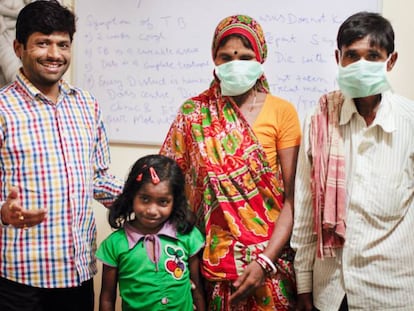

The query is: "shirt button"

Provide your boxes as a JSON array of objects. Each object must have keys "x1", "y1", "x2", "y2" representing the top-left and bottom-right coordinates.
[{"x1": 161, "y1": 297, "x2": 169, "y2": 305}]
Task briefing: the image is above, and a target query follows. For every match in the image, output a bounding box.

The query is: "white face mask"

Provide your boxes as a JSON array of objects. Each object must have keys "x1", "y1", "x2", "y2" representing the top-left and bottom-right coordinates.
[
  {"x1": 215, "y1": 60, "x2": 264, "y2": 96},
  {"x1": 337, "y1": 57, "x2": 391, "y2": 98}
]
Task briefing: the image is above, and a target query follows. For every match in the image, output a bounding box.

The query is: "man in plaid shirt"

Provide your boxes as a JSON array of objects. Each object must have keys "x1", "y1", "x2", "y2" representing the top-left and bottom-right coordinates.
[{"x1": 0, "y1": 1, "x2": 123, "y2": 310}]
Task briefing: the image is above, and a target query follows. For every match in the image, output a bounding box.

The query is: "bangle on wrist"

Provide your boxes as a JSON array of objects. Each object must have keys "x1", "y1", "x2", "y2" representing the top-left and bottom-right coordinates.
[
  {"x1": 256, "y1": 253, "x2": 277, "y2": 275},
  {"x1": 255, "y1": 256, "x2": 268, "y2": 273}
]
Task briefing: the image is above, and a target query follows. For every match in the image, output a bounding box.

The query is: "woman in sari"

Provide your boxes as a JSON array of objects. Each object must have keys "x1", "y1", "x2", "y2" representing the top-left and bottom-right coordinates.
[{"x1": 160, "y1": 14, "x2": 301, "y2": 310}]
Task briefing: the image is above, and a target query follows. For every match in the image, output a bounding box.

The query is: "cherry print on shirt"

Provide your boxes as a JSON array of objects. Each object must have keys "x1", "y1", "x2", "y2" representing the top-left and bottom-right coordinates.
[{"x1": 164, "y1": 245, "x2": 186, "y2": 279}]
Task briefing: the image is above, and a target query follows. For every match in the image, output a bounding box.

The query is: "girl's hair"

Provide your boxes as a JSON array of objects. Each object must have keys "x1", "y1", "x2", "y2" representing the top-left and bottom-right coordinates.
[{"x1": 108, "y1": 154, "x2": 195, "y2": 234}]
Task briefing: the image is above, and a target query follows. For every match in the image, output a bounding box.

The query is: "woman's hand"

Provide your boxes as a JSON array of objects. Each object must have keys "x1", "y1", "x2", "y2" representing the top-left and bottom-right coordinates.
[{"x1": 229, "y1": 260, "x2": 266, "y2": 305}]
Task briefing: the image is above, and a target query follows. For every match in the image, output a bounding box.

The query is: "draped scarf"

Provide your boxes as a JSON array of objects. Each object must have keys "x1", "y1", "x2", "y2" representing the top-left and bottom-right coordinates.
[{"x1": 310, "y1": 90, "x2": 346, "y2": 258}]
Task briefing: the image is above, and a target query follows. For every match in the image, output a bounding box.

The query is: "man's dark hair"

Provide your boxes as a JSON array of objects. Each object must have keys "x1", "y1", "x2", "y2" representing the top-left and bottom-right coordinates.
[
  {"x1": 16, "y1": 0, "x2": 76, "y2": 46},
  {"x1": 337, "y1": 11, "x2": 395, "y2": 55}
]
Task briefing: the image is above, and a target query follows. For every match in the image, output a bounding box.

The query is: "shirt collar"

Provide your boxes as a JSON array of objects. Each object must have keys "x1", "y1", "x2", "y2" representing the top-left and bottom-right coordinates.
[
  {"x1": 124, "y1": 221, "x2": 177, "y2": 250},
  {"x1": 16, "y1": 69, "x2": 77, "y2": 102},
  {"x1": 339, "y1": 90, "x2": 396, "y2": 133}
]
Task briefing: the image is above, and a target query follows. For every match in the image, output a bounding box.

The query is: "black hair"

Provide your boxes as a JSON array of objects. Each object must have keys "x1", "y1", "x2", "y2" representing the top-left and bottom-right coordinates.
[
  {"x1": 108, "y1": 154, "x2": 196, "y2": 234},
  {"x1": 337, "y1": 11, "x2": 395, "y2": 55},
  {"x1": 16, "y1": 0, "x2": 76, "y2": 46}
]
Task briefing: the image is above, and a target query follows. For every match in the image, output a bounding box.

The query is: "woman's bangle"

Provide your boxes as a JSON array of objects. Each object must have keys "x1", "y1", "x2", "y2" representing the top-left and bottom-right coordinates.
[
  {"x1": 255, "y1": 256, "x2": 268, "y2": 273},
  {"x1": 256, "y1": 253, "x2": 277, "y2": 275}
]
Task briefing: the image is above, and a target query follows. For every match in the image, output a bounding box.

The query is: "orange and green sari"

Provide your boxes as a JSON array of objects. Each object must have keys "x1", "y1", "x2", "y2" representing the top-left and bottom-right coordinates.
[{"x1": 160, "y1": 14, "x2": 296, "y2": 311}]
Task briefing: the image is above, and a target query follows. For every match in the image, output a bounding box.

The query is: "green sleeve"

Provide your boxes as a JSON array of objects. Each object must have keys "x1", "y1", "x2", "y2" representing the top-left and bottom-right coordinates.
[
  {"x1": 95, "y1": 229, "x2": 127, "y2": 267},
  {"x1": 187, "y1": 226, "x2": 205, "y2": 257}
]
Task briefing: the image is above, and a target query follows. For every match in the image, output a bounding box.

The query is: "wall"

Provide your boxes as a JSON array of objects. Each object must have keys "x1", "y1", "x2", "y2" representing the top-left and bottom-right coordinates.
[
  {"x1": 61, "y1": 1, "x2": 414, "y2": 310},
  {"x1": 382, "y1": 0, "x2": 413, "y2": 97}
]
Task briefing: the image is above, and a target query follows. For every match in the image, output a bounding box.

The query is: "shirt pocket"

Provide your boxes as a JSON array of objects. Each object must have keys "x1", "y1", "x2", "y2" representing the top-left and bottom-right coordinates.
[{"x1": 367, "y1": 172, "x2": 412, "y2": 221}]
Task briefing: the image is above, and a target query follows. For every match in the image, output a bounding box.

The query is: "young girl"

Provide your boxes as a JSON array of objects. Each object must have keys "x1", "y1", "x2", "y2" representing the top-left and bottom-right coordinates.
[{"x1": 96, "y1": 154, "x2": 206, "y2": 311}]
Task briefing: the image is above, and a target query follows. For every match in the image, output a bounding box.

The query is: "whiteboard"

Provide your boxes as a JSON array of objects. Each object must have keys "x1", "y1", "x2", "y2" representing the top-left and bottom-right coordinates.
[{"x1": 74, "y1": 0, "x2": 382, "y2": 145}]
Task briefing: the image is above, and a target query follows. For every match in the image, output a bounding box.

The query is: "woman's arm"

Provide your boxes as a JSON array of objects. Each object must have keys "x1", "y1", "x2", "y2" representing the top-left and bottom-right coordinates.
[
  {"x1": 99, "y1": 264, "x2": 118, "y2": 311},
  {"x1": 262, "y1": 145, "x2": 299, "y2": 261},
  {"x1": 229, "y1": 145, "x2": 299, "y2": 305}
]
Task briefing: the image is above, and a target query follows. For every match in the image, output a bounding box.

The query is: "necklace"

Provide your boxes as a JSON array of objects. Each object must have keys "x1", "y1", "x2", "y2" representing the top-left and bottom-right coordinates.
[{"x1": 249, "y1": 89, "x2": 257, "y2": 112}]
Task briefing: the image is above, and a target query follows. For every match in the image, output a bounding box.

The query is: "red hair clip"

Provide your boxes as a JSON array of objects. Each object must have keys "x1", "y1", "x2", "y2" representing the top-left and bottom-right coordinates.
[
  {"x1": 149, "y1": 167, "x2": 160, "y2": 184},
  {"x1": 136, "y1": 164, "x2": 147, "y2": 182}
]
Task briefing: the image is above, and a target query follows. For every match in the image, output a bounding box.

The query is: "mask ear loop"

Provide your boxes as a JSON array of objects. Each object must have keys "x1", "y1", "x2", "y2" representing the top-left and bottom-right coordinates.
[{"x1": 149, "y1": 167, "x2": 160, "y2": 184}]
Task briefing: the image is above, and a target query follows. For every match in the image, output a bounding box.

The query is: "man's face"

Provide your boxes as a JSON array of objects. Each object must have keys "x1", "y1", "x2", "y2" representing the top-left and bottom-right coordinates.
[
  {"x1": 14, "y1": 31, "x2": 71, "y2": 93},
  {"x1": 336, "y1": 36, "x2": 389, "y2": 67}
]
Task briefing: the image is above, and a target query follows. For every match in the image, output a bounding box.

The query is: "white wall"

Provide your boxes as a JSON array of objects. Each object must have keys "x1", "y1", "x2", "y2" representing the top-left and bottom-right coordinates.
[
  {"x1": 61, "y1": 1, "x2": 414, "y2": 310},
  {"x1": 382, "y1": 0, "x2": 413, "y2": 98}
]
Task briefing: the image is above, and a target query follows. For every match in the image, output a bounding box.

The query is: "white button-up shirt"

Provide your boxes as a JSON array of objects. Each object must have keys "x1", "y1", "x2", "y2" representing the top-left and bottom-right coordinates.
[{"x1": 292, "y1": 91, "x2": 414, "y2": 310}]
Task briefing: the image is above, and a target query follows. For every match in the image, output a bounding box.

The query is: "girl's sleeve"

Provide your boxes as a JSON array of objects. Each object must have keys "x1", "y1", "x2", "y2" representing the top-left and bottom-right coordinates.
[
  {"x1": 96, "y1": 234, "x2": 119, "y2": 268},
  {"x1": 187, "y1": 227, "x2": 205, "y2": 257}
]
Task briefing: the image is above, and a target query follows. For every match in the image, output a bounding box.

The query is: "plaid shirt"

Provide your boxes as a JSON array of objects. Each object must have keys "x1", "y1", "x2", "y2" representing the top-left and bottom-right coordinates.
[{"x1": 0, "y1": 71, "x2": 123, "y2": 288}]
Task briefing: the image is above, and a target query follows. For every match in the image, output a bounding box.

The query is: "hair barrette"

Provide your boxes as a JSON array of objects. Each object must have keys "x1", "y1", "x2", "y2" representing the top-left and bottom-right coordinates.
[
  {"x1": 149, "y1": 167, "x2": 160, "y2": 184},
  {"x1": 136, "y1": 164, "x2": 148, "y2": 182}
]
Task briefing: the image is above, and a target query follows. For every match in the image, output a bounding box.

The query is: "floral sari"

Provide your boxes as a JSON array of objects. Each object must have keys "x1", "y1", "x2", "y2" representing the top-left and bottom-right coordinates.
[{"x1": 160, "y1": 15, "x2": 296, "y2": 311}]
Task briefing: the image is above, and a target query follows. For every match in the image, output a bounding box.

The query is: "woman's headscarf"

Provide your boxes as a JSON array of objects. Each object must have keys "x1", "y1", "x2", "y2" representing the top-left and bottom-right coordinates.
[{"x1": 211, "y1": 14, "x2": 269, "y2": 92}]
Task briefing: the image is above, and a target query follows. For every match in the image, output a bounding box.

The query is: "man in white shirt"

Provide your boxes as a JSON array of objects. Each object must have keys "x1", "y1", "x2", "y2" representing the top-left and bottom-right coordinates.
[{"x1": 292, "y1": 11, "x2": 414, "y2": 311}]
